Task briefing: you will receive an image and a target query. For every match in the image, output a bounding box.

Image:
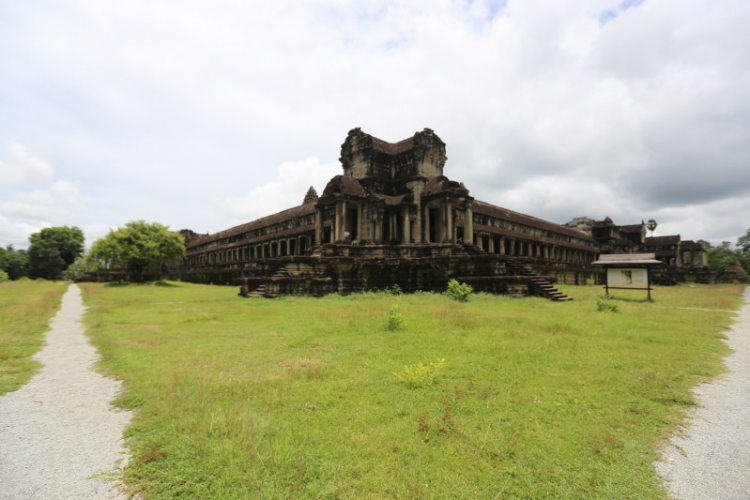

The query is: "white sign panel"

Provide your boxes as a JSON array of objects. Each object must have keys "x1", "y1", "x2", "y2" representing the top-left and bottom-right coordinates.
[{"x1": 607, "y1": 268, "x2": 648, "y2": 288}]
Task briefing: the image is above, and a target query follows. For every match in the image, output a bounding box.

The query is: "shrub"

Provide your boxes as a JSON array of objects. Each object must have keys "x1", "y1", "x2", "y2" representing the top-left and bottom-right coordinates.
[
  {"x1": 445, "y1": 279, "x2": 472, "y2": 302},
  {"x1": 585, "y1": 278, "x2": 595, "y2": 286},
  {"x1": 393, "y1": 358, "x2": 447, "y2": 388},
  {"x1": 0, "y1": 269, "x2": 9, "y2": 282},
  {"x1": 596, "y1": 295, "x2": 619, "y2": 313},
  {"x1": 384, "y1": 304, "x2": 405, "y2": 331}
]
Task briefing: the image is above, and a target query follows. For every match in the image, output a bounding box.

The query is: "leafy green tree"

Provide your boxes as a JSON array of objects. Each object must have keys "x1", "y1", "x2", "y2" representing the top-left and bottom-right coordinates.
[
  {"x1": 61, "y1": 256, "x2": 99, "y2": 281},
  {"x1": 737, "y1": 228, "x2": 750, "y2": 254},
  {"x1": 27, "y1": 227, "x2": 85, "y2": 280},
  {"x1": 702, "y1": 241, "x2": 750, "y2": 277},
  {"x1": 697, "y1": 239, "x2": 713, "y2": 251},
  {"x1": 89, "y1": 220, "x2": 184, "y2": 282},
  {"x1": 0, "y1": 245, "x2": 30, "y2": 280}
]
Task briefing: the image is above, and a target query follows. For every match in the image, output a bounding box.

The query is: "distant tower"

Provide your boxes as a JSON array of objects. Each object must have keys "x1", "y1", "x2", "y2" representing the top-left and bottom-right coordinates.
[{"x1": 303, "y1": 186, "x2": 318, "y2": 204}]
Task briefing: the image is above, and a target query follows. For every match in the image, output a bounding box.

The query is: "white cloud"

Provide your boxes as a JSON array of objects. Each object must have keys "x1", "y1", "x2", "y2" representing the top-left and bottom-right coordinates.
[
  {"x1": 51, "y1": 180, "x2": 82, "y2": 205},
  {"x1": 0, "y1": 142, "x2": 54, "y2": 185},
  {"x1": 0, "y1": 215, "x2": 45, "y2": 248},
  {"x1": 219, "y1": 157, "x2": 340, "y2": 226},
  {"x1": 82, "y1": 222, "x2": 117, "y2": 248}
]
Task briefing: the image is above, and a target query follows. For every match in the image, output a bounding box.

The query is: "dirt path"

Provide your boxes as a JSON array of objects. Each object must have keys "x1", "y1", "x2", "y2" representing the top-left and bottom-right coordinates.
[
  {"x1": 656, "y1": 286, "x2": 750, "y2": 500},
  {"x1": 0, "y1": 284, "x2": 131, "y2": 500}
]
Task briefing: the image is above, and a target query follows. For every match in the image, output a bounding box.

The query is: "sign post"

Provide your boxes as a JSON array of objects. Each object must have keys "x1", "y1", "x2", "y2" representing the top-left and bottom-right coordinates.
[{"x1": 592, "y1": 253, "x2": 663, "y2": 300}]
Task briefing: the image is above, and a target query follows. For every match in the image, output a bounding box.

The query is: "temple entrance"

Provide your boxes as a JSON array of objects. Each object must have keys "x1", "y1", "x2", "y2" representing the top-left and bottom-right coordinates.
[
  {"x1": 346, "y1": 206, "x2": 359, "y2": 241},
  {"x1": 383, "y1": 210, "x2": 404, "y2": 243},
  {"x1": 428, "y1": 207, "x2": 440, "y2": 243}
]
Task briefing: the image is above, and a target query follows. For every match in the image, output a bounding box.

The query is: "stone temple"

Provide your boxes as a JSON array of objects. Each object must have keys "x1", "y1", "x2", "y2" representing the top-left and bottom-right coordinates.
[{"x1": 166, "y1": 128, "x2": 712, "y2": 299}]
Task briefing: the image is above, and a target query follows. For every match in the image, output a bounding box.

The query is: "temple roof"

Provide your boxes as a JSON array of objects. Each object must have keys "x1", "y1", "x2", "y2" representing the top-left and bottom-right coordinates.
[
  {"x1": 186, "y1": 203, "x2": 316, "y2": 248},
  {"x1": 422, "y1": 176, "x2": 469, "y2": 198},
  {"x1": 472, "y1": 200, "x2": 594, "y2": 242},
  {"x1": 321, "y1": 175, "x2": 366, "y2": 198},
  {"x1": 645, "y1": 235, "x2": 680, "y2": 246},
  {"x1": 680, "y1": 240, "x2": 705, "y2": 251},
  {"x1": 620, "y1": 224, "x2": 644, "y2": 233},
  {"x1": 371, "y1": 136, "x2": 414, "y2": 155}
]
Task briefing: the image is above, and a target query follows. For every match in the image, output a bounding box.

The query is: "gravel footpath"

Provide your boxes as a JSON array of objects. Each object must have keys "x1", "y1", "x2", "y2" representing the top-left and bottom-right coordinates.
[
  {"x1": 656, "y1": 286, "x2": 750, "y2": 500},
  {"x1": 0, "y1": 284, "x2": 132, "y2": 500}
]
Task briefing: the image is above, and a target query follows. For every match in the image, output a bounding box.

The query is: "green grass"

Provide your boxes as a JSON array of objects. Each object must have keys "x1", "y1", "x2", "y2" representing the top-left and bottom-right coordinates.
[
  {"x1": 0, "y1": 280, "x2": 68, "y2": 395},
  {"x1": 80, "y1": 282, "x2": 746, "y2": 499}
]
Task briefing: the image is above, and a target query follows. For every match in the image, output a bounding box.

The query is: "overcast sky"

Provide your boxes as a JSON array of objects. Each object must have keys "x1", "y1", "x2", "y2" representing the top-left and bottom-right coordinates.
[{"x1": 1, "y1": 0, "x2": 749, "y2": 250}]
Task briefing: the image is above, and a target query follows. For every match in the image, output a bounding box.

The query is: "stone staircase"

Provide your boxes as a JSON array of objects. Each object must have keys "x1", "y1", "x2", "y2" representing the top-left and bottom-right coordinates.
[
  {"x1": 244, "y1": 282, "x2": 268, "y2": 298},
  {"x1": 507, "y1": 259, "x2": 573, "y2": 302}
]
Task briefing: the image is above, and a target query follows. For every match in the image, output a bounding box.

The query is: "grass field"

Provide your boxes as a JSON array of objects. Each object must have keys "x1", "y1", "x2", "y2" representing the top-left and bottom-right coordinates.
[
  {"x1": 0, "y1": 280, "x2": 68, "y2": 395},
  {"x1": 79, "y1": 282, "x2": 745, "y2": 499}
]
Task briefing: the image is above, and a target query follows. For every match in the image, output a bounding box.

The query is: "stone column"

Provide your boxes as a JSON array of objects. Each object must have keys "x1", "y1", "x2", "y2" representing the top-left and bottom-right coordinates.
[
  {"x1": 424, "y1": 205, "x2": 431, "y2": 243},
  {"x1": 445, "y1": 200, "x2": 453, "y2": 244},
  {"x1": 333, "y1": 200, "x2": 343, "y2": 242},
  {"x1": 341, "y1": 200, "x2": 348, "y2": 242},
  {"x1": 315, "y1": 205, "x2": 323, "y2": 245},
  {"x1": 464, "y1": 202, "x2": 473, "y2": 247},
  {"x1": 357, "y1": 203, "x2": 364, "y2": 241},
  {"x1": 402, "y1": 209, "x2": 410, "y2": 243},
  {"x1": 500, "y1": 236, "x2": 506, "y2": 255},
  {"x1": 374, "y1": 207, "x2": 383, "y2": 243}
]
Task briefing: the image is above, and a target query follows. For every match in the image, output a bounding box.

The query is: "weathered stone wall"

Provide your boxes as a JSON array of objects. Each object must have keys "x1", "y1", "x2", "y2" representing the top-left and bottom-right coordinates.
[{"x1": 233, "y1": 245, "x2": 534, "y2": 297}]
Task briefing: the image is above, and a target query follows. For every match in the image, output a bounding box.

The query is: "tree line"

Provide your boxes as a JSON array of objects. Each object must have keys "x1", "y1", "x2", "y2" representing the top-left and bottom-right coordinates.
[
  {"x1": 0, "y1": 221, "x2": 184, "y2": 283},
  {"x1": 698, "y1": 230, "x2": 750, "y2": 279}
]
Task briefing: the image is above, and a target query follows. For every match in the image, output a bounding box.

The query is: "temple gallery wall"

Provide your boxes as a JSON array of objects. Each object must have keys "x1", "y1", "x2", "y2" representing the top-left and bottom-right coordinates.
[{"x1": 88, "y1": 128, "x2": 715, "y2": 298}]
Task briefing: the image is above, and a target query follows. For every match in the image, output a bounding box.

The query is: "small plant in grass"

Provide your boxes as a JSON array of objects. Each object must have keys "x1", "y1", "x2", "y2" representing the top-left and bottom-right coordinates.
[
  {"x1": 384, "y1": 304, "x2": 404, "y2": 331},
  {"x1": 445, "y1": 279, "x2": 472, "y2": 302},
  {"x1": 585, "y1": 278, "x2": 595, "y2": 286},
  {"x1": 596, "y1": 295, "x2": 619, "y2": 313},
  {"x1": 388, "y1": 283, "x2": 402, "y2": 295},
  {"x1": 393, "y1": 358, "x2": 446, "y2": 388},
  {"x1": 183, "y1": 313, "x2": 219, "y2": 323},
  {"x1": 0, "y1": 269, "x2": 9, "y2": 282}
]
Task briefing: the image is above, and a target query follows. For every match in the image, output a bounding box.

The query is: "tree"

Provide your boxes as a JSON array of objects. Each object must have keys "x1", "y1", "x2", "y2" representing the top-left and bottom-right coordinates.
[
  {"x1": 702, "y1": 240, "x2": 750, "y2": 277},
  {"x1": 61, "y1": 256, "x2": 99, "y2": 281},
  {"x1": 0, "y1": 245, "x2": 30, "y2": 280},
  {"x1": 697, "y1": 239, "x2": 713, "y2": 251},
  {"x1": 27, "y1": 227, "x2": 84, "y2": 280},
  {"x1": 737, "y1": 228, "x2": 750, "y2": 254},
  {"x1": 89, "y1": 220, "x2": 185, "y2": 282},
  {"x1": 646, "y1": 219, "x2": 658, "y2": 237}
]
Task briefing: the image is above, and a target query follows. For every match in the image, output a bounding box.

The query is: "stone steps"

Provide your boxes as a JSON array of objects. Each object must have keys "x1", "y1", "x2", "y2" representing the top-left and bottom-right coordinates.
[
  {"x1": 245, "y1": 283, "x2": 268, "y2": 298},
  {"x1": 507, "y1": 259, "x2": 573, "y2": 302}
]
